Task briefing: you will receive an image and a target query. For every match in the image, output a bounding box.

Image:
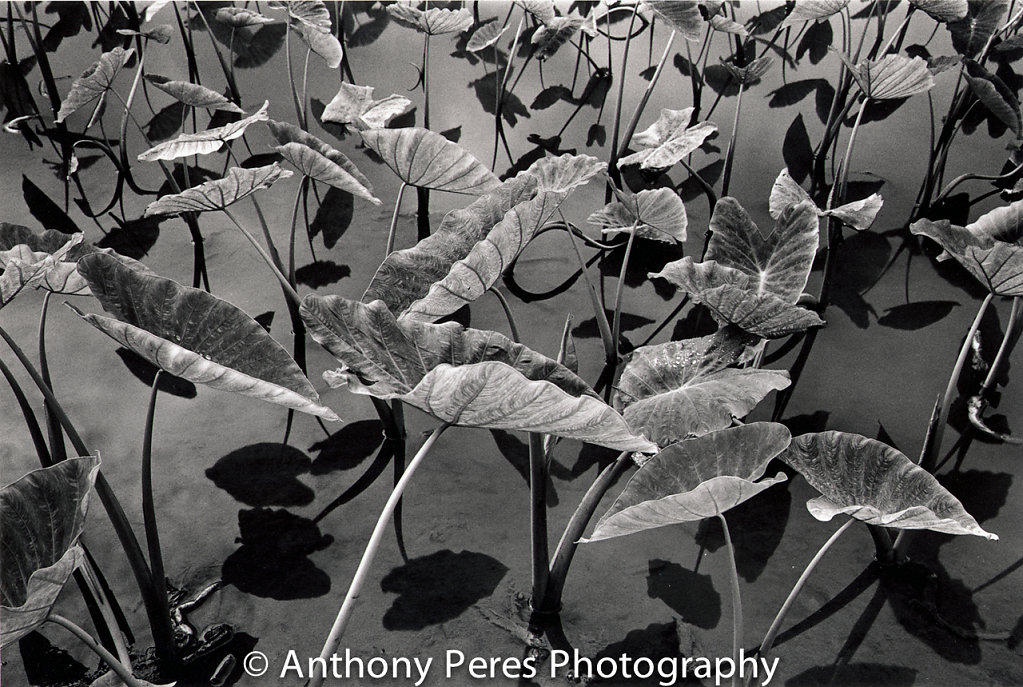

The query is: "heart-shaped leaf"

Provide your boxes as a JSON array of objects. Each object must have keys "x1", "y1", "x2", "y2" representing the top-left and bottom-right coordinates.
[
  {"x1": 652, "y1": 259, "x2": 826, "y2": 338},
  {"x1": 642, "y1": 0, "x2": 705, "y2": 41},
  {"x1": 275, "y1": 142, "x2": 381, "y2": 204},
  {"x1": 584, "y1": 423, "x2": 791, "y2": 542},
  {"x1": 782, "y1": 0, "x2": 850, "y2": 26},
  {"x1": 321, "y1": 83, "x2": 413, "y2": 131},
  {"x1": 137, "y1": 101, "x2": 270, "y2": 162},
  {"x1": 722, "y1": 56, "x2": 774, "y2": 86},
  {"x1": 517, "y1": 0, "x2": 556, "y2": 25},
  {"x1": 1, "y1": 457, "x2": 99, "y2": 647},
  {"x1": 274, "y1": 0, "x2": 343, "y2": 68},
  {"x1": 948, "y1": 0, "x2": 1008, "y2": 58},
  {"x1": 215, "y1": 7, "x2": 276, "y2": 27},
  {"x1": 361, "y1": 127, "x2": 500, "y2": 194},
  {"x1": 964, "y1": 59, "x2": 1022, "y2": 138},
  {"x1": 615, "y1": 329, "x2": 790, "y2": 446},
  {"x1": 769, "y1": 168, "x2": 883, "y2": 231},
  {"x1": 144, "y1": 163, "x2": 292, "y2": 216},
  {"x1": 910, "y1": 0, "x2": 968, "y2": 23},
  {"x1": 56, "y1": 47, "x2": 133, "y2": 123},
  {"x1": 589, "y1": 187, "x2": 688, "y2": 243},
  {"x1": 842, "y1": 54, "x2": 935, "y2": 100},
  {"x1": 467, "y1": 22, "x2": 508, "y2": 52},
  {"x1": 531, "y1": 15, "x2": 583, "y2": 61},
  {"x1": 144, "y1": 74, "x2": 244, "y2": 113},
  {"x1": 1, "y1": 232, "x2": 92, "y2": 307},
  {"x1": 619, "y1": 108, "x2": 717, "y2": 171},
  {"x1": 781, "y1": 432, "x2": 997, "y2": 538},
  {"x1": 386, "y1": 4, "x2": 473, "y2": 35},
  {"x1": 267, "y1": 120, "x2": 374, "y2": 189},
  {"x1": 72, "y1": 253, "x2": 338, "y2": 420},
  {"x1": 911, "y1": 206, "x2": 1023, "y2": 295}
]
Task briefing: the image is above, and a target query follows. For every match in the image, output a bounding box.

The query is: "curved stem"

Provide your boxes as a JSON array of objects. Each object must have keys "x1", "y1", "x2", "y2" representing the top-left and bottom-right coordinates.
[
  {"x1": 491, "y1": 288, "x2": 521, "y2": 342},
  {"x1": 563, "y1": 211, "x2": 614, "y2": 362},
  {"x1": 386, "y1": 182, "x2": 409, "y2": 256},
  {"x1": 223, "y1": 210, "x2": 301, "y2": 306},
  {"x1": 718, "y1": 513, "x2": 743, "y2": 687},
  {"x1": 48, "y1": 615, "x2": 146, "y2": 687},
  {"x1": 311, "y1": 424, "x2": 451, "y2": 687},
  {"x1": 141, "y1": 371, "x2": 171, "y2": 650},
  {"x1": 39, "y1": 291, "x2": 67, "y2": 463},
  {"x1": 754, "y1": 519, "x2": 855, "y2": 680},
  {"x1": 923, "y1": 292, "x2": 995, "y2": 471},
  {"x1": 980, "y1": 296, "x2": 1022, "y2": 398}
]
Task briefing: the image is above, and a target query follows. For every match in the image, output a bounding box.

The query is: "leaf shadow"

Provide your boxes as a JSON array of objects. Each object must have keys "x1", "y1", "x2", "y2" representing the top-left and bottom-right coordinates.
[
  {"x1": 646, "y1": 559, "x2": 721, "y2": 629},
  {"x1": 308, "y1": 418, "x2": 384, "y2": 475},
  {"x1": 295, "y1": 260, "x2": 351, "y2": 289},
  {"x1": 488, "y1": 429, "x2": 559, "y2": 506},
  {"x1": 591, "y1": 621, "x2": 702, "y2": 684},
  {"x1": 206, "y1": 443, "x2": 313, "y2": 507}
]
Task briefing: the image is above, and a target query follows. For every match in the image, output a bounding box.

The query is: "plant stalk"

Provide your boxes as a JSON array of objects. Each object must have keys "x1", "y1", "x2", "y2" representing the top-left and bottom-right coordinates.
[
  {"x1": 610, "y1": 221, "x2": 639, "y2": 365},
  {"x1": 48, "y1": 615, "x2": 146, "y2": 687},
  {"x1": 529, "y1": 432, "x2": 550, "y2": 607},
  {"x1": 386, "y1": 182, "x2": 409, "y2": 255},
  {"x1": 141, "y1": 371, "x2": 172, "y2": 655},
  {"x1": 718, "y1": 513, "x2": 744, "y2": 687}
]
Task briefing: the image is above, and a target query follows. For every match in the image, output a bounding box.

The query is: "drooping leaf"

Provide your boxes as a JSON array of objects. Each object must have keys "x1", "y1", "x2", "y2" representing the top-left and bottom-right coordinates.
[
  {"x1": 55, "y1": 47, "x2": 133, "y2": 123},
  {"x1": 584, "y1": 423, "x2": 791, "y2": 542},
  {"x1": 321, "y1": 82, "x2": 414, "y2": 131},
  {"x1": 842, "y1": 54, "x2": 935, "y2": 100},
  {"x1": 589, "y1": 187, "x2": 688, "y2": 243},
  {"x1": 782, "y1": 0, "x2": 849, "y2": 26},
  {"x1": 910, "y1": 0, "x2": 968, "y2": 23},
  {"x1": 910, "y1": 205, "x2": 1023, "y2": 295},
  {"x1": 275, "y1": 0, "x2": 343, "y2": 67},
  {"x1": 781, "y1": 431, "x2": 997, "y2": 538},
  {"x1": 722, "y1": 56, "x2": 774, "y2": 86},
  {"x1": 275, "y1": 142, "x2": 380, "y2": 203},
  {"x1": 769, "y1": 168, "x2": 883, "y2": 231},
  {"x1": 266, "y1": 120, "x2": 374, "y2": 191},
  {"x1": 614, "y1": 329, "x2": 790, "y2": 446},
  {"x1": 531, "y1": 15, "x2": 583, "y2": 61},
  {"x1": 1, "y1": 457, "x2": 99, "y2": 648},
  {"x1": 0, "y1": 232, "x2": 91, "y2": 306},
  {"x1": 517, "y1": 0, "x2": 556, "y2": 24},
  {"x1": 467, "y1": 21, "x2": 507, "y2": 52},
  {"x1": 116, "y1": 25, "x2": 173, "y2": 43},
  {"x1": 709, "y1": 14, "x2": 748, "y2": 37},
  {"x1": 642, "y1": 0, "x2": 705, "y2": 41},
  {"x1": 948, "y1": 0, "x2": 1008, "y2": 58},
  {"x1": 137, "y1": 101, "x2": 270, "y2": 162},
  {"x1": 144, "y1": 163, "x2": 292, "y2": 216},
  {"x1": 386, "y1": 4, "x2": 473, "y2": 35},
  {"x1": 73, "y1": 253, "x2": 339, "y2": 420},
  {"x1": 619, "y1": 107, "x2": 717, "y2": 170},
  {"x1": 360, "y1": 127, "x2": 500, "y2": 194},
  {"x1": 963, "y1": 59, "x2": 1022, "y2": 138},
  {"x1": 215, "y1": 7, "x2": 276, "y2": 27},
  {"x1": 144, "y1": 74, "x2": 244, "y2": 113}
]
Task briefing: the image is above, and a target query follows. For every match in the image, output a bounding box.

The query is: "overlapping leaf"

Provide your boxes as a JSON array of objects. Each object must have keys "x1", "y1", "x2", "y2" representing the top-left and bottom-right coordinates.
[
  {"x1": 145, "y1": 74, "x2": 244, "y2": 113},
  {"x1": 584, "y1": 423, "x2": 791, "y2": 542},
  {"x1": 722, "y1": 56, "x2": 774, "y2": 86},
  {"x1": 619, "y1": 107, "x2": 717, "y2": 170},
  {"x1": 642, "y1": 0, "x2": 705, "y2": 41},
  {"x1": 1, "y1": 457, "x2": 99, "y2": 647},
  {"x1": 137, "y1": 101, "x2": 270, "y2": 162},
  {"x1": 276, "y1": 143, "x2": 381, "y2": 203},
  {"x1": 321, "y1": 83, "x2": 413, "y2": 131},
  {"x1": 948, "y1": 0, "x2": 1008, "y2": 58},
  {"x1": 361, "y1": 127, "x2": 500, "y2": 194},
  {"x1": 56, "y1": 47, "x2": 133, "y2": 123},
  {"x1": 910, "y1": 0, "x2": 968, "y2": 23},
  {"x1": 302, "y1": 295, "x2": 655, "y2": 452},
  {"x1": 0, "y1": 231, "x2": 91, "y2": 306},
  {"x1": 769, "y1": 168, "x2": 883, "y2": 231},
  {"x1": 910, "y1": 203, "x2": 1023, "y2": 295},
  {"x1": 386, "y1": 4, "x2": 473, "y2": 35},
  {"x1": 215, "y1": 7, "x2": 275, "y2": 27},
  {"x1": 144, "y1": 163, "x2": 291, "y2": 216},
  {"x1": 267, "y1": 120, "x2": 374, "y2": 191},
  {"x1": 274, "y1": 0, "x2": 343, "y2": 68},
  {"x1": 842, "y1": 54, "x2": 935, "y2": 100},
  {"x1": 782, "y1": 0, "x2": 849, "y2": 26},
  {"x1": 964, "y1": 59, "x2": 1022, "y2": 138},
  {"x1": 532, "y1": 15, "x2": 583, "y2": 61},
  {"x1": 614, "y1": 329, "x2": 790, "y2": 446},
  {"x1": 781, "y1": 432, "x2": 997, "y2": 538},
  {"x1": 73, "y1": 253, "x2": 338, "y2": 420},
  {"x1": 589, "y1": 187, "x2": 688, "y2": 243}
]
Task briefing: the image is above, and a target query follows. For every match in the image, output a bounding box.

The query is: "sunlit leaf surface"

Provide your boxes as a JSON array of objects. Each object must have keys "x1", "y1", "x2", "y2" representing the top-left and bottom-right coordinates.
[
  {"x1": 909, "y1": 0, "x2": 968, "y2": 23},
  {"x1": 585, "y1": 423, "x2": 791, "y2": 541},
  {"x1": 1, "y1": 457, "x2": 99, "y2": 647},
  {"x1": 275, "y1": 142, "x2": 380, "y2": 203},
  {"x1": 73, "y1": 253, "x2": 338, "y2": 420},
  {"x1": 782, "y1": 0, "x2": 850, "y2": 26},
  {"x1": 769, "y1": 168, "x2": 883, "y2": 231},
  {"x1": 144, "y1": 163, "x2": 291, "y2": 216},
  {"x1": 137, "y1": 101, "x2": 270, "y2": 162},
  {"x1": 781, "y1": 432, "x2": 997, "y2": 538},
  {"x1": 619, "y1": 107, "x2": 717, "y2": 170},
  {"x1": 361, "y1": 127, "x2": 500, "y2": 194},
  {"x1": 56, "y1": 47, "x2": 134, "y2": 123},
  {"x1": 844, "y1": 54, "x2": 935, "y2": 100},
  {"x1": 321, "y1": 83, "x2": 413, "y2": 130},
  {"x1": 145, "y1": 74, "x2": 244, "y2": 113},
  {"x1": 642, "y1": 0, "x2": 705, "y2": 41},
  {"x1": 386, "y1": 4, "x2": 473, "y2": 35},
  {"x1": 589, "y1": 187, "x2": 688, "y2": 243},
  {"x1": 0, "y1": 231, "x2": 91, "y2": 306}
]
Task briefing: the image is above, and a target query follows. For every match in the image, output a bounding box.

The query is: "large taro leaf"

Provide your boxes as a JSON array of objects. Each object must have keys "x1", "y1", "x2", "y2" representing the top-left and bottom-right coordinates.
[
  {"x1": 137, "y1": 101, "x2": 269, "y2": 162},
  {"x1": 361, "y1": 127, "x2": 500, "y2": 194},
  {"x1": 302, "y1": 295, "x2": 656, "y2": 452},
  {"x1": 781, "y1": 0, "x2": 850, "y2": 26},
  {"x1": 781, "y1": 432, "x2": 997, "y2": 538},
  {"x1": 267, "y1": 120, "x2": 374, "y2": 190},
  {"x1": 72, "y1": 253, "x2": 339, "y2": 420},
  {"x1": 589, "y1": 187, "x2": 688, "y2": 243},
  {"x1": 583, "y1": 423, "x2": 791, "y2": 542},
  {"x1": 531, "y1": 15, "x2": 583, "y2": 61},
  {"x1": 841, "y1": 54, "x2": 935, "y2": 100},
  {"x1": 362, "y1": 154, "x2": 601, "y2": 318},
  {"x1": 0, "y1": 232, "x2": 91, "y2": 307},
  {"x1": 614, "y1": 329, "x2": 790, "y2": 446},
  {"x1": 275, "y1": 142, "x2": 381, "y2": 204},
  {"x1": 769, "y1": 168, "x2": 883, "y2": 231},
  {"x1": 321, "y1": 82, "x2": 413, "y2": 131},
  {"x1": 910, "y1": 0, "x2": 968, "y2": 23},
  {"x1": 467, "y1": 21, "x2": 508, "y2": 52},
  {"x1": 618, "y1": 107, "x2": 717, "y2": 171},
  {"x1": 275, "y1": 0, "x2": 343, "y2": 68},
  {"x1": 642, "y1": 0, "x2": 705, "y2": 41},
  {"x1": 653, "y1": 259, "x2": 825, "y2": 338},
  {"x1": 144, "y1": 163, "x2": 291, "y2": 216},
  {"x1": 144, "y1": 74, "x2": 244, "y2": 113},
  {"x1": 722, "y1": 56, "x2": 774, "y2": 86},
  {"x1": 963, "y1": 59, "x2": 1022, "y2": 138},
  {"x1": 705, "y1": 197, "x2": 820, "y2": 302},
  {"x1": 386, "y1": 4, "x2": 473, "y2": 35},
  {"x1": 55, "y1": 47, "x2": 133, "y2": 123},
  {"x1": 1, "y1": 457, "x2": 99, "y2": 647},
  {"x1": 948, "y1": 0, "x2": 1008, "y2": 58}
]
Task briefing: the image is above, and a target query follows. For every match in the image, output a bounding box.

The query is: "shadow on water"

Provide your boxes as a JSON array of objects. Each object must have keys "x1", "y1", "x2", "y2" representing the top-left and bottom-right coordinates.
[
  {"x1": 295, "y1": 259, "x2": 351, "y2": 289},
  {"x1": 694, "y1": 482, "x2": 793, "y2": 583},
  {"x1": 206, "y1": 443, "x2": 314, "y2": 508},
  {"x1": 380, "y1": 550, "x2": 508, "y2": 630},
  {"x1": 222, "y1": 508, "x2": 332, "y2": 600},
  {"x1": 591, "y1": 622, "x2": 702, "y2": 686},
  {"x1": 646, "y1": 559, "x2": 721, "y2": 630},
  {"x1": 489, "y1": 429, "x2": 559, "y2": 506},
  {"x1": 308, "y1": 418, "x2": 384, "y2": 475},
  {"x1": 114, "y1": 347, "x2": 197, "y2": 399}
]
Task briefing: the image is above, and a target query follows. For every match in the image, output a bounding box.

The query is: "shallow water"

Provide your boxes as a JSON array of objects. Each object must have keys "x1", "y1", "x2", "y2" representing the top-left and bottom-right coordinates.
[{"x1": 2, "y1": 3, "x2": 1022, "y2": 687}]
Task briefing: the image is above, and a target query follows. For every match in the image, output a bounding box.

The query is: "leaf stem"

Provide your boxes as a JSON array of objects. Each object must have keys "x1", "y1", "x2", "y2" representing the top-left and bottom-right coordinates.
[
  {"x1": 38, "y1": 292, "x2": 67, "y2": 463},
  {"x1": 721, "y1": 82, "x2": 745, "y2": 198},
  {"x1": 310, "y1": 423, "x2": 451, "y2": 687},
  {"x1": 611, "y1": 221, "x2": 639, "y2": 364},
  {"x1": 491, "y1": 288, "x2": 521, "y2": 342},
  {"x1": 529, "y1": 431, "x2": 550, "y2": 607},
  {"x1": 223, "y1": 209, "x2": 302, "y2": 306},
  {"x1": 718, "y1": 513, "x2": 743, "y2": 687},
  {"x1": 141, "y1": 370, "x2": 172, "y2": 657},
  {"x1": 48, "y1": 614, "x2": 146, "y2": 687},
  {"x1": 386, "y1": 182, "x2": 409, "y2": 255}
]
